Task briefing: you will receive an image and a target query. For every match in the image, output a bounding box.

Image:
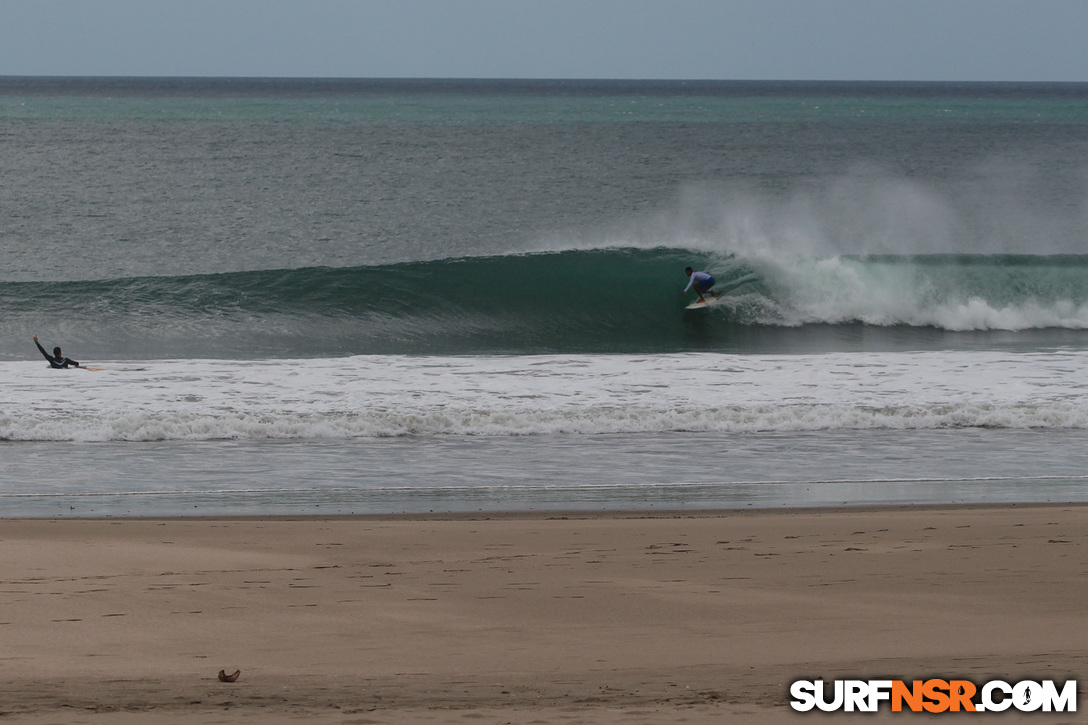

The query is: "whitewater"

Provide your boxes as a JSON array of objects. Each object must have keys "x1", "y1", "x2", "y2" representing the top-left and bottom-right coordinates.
[
  {"x1": 4, "y1": 348, "x2": 1088, "y2": 517},
  {"x1": 4, "y1": 350, "x2": 1088, "y2": 442}
]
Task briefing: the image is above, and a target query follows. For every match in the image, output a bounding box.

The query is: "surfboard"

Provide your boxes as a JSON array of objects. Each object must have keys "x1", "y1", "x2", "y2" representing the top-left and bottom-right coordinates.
[
  {"x1": 685, "y1": 295, "x2": 723, "y2": 310},
  {"x1": 80, "y1": 366, "x2": 148, "y2": 372}
]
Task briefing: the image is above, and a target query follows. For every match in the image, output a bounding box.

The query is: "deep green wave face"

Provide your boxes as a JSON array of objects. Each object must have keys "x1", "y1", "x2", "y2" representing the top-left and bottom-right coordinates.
[
  {"x1": 3, "y1": 249, "x2": 740, "y2": 358},
  {"x1": 6, "y1": 249, "x2": 1088, "y2": 360}
]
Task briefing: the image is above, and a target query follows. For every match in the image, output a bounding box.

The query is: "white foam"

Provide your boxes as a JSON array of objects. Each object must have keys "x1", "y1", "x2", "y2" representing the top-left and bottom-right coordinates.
[
  {"x1": 3, "y1": 351, "x2": 1088, "y2": 441},
  {"x1": 731, "y1": 253, "x2": 1088, "y2": 330}
]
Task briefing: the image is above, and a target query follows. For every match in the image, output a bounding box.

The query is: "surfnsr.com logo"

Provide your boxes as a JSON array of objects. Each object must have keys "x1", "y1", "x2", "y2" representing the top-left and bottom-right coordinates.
[{"x1": 790, "y1": 679, "x2": 1077, "y2": 713}]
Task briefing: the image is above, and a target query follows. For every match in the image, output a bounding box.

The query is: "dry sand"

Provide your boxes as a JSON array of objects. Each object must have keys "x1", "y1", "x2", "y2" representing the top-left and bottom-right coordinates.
[{"x1": 0, "y1": 504, "x2": 1085, "y2": 723}]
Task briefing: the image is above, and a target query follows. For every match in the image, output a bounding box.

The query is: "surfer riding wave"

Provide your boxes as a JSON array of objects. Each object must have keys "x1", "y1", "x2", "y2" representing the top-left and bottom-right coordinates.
[{"x1": 682, "y1": 267, "x2": 722, "y2": 304}]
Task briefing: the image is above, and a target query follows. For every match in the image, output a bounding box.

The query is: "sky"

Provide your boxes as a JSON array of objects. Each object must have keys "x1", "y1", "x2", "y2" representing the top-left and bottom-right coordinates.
[{"x1": 1, "y1": 0, "x2": 1086, "y2": 82}]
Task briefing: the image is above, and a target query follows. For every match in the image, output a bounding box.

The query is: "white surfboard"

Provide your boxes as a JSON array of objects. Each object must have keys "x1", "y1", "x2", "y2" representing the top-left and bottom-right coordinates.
[{"x1": 685, "y1": 295, "x2": 723, "y2": 310}]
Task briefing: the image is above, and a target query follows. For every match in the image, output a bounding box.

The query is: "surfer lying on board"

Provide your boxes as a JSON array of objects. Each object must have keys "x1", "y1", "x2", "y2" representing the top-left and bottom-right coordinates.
[
  {"x1": 33, "y1": 336, "x2": 80, "y2": 369},
  {"x1": 682, "y1": 267, "x2": 722, "y2": 304}
]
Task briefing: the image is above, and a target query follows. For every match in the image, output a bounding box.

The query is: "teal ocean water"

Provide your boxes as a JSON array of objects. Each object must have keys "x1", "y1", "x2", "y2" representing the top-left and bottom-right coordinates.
[
  {"x1": 3, "y1": 78, "x2": 1088, "y2": 516},
  {"x1": 6, "y1": 251, "x2": 1088, "y2": 359}
]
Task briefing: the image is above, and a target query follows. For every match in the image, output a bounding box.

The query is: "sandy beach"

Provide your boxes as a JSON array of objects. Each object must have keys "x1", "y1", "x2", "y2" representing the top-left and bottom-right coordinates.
[{"x1": 1, "y1": 504, "x2": 1085, "y2": 723}]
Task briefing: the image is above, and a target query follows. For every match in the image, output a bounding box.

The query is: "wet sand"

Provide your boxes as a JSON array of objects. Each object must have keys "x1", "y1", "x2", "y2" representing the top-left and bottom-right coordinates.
[{"x1": 1, "y1": 505, "x2": 1085, "y2": 723}]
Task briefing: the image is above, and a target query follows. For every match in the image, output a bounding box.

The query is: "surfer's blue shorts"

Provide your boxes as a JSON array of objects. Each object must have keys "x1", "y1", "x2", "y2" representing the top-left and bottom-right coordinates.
[{"x1": 696, "y1": 275, "x2": 715, "y2": 291}]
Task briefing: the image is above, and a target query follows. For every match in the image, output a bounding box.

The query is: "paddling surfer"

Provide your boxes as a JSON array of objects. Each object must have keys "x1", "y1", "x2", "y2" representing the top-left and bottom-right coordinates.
[
  {"x1": 33, "y1": 336, "x2": 80, "y2": 368},
  {"x1": 682, "y1": 267, "x2": 722, "y2": 304}
]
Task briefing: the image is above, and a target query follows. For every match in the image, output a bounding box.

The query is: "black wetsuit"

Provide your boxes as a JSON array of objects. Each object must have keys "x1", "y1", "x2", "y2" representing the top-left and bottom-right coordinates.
[{"x1": 35, "y1": 341, "x2": 79, "y2": 369}]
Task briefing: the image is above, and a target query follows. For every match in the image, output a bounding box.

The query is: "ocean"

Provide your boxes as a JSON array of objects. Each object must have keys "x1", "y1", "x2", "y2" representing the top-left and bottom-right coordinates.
[{"x1": 3, "y1": 77, "x2": 1088, "y2": 516}]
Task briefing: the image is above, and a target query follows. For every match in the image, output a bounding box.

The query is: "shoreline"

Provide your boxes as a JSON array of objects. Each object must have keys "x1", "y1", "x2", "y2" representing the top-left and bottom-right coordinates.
[
  {"x1": 1, "y1": 503, "x2": 1085, "y2": 723},
  {"x1": 7, "y1": 498, "x2": 1082, "y2": 521}
]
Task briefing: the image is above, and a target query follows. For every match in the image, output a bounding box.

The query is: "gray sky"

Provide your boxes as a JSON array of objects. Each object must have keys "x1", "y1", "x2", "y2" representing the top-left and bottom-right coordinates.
[{"x1": 2, "y1": 0, "x2": 1086, "y2": 81}]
